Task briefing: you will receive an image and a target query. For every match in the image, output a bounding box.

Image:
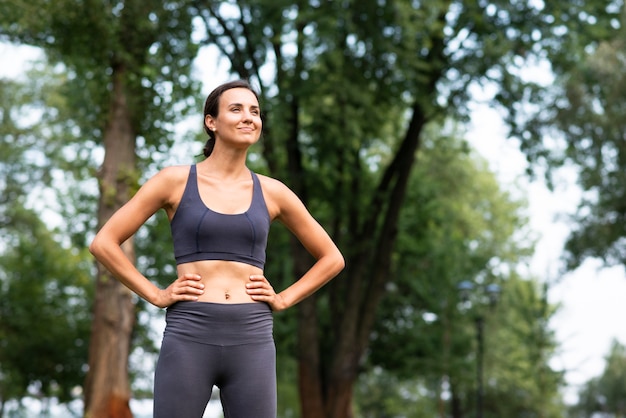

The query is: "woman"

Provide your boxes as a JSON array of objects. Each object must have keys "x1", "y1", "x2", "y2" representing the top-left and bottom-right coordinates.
[{"x1": 89, "y1": 79, "x2": 344, "y2": 417}]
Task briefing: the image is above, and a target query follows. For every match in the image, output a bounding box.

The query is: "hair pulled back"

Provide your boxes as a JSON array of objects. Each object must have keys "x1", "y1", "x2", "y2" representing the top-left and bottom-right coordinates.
[{"x1": 202, "y1": 79, "x2": 260, "y2": 158}]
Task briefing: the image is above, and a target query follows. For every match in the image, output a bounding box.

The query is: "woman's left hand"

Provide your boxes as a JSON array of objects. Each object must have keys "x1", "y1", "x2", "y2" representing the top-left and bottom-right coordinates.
[{"x1": 246, "y1": 274, "x2": 287, "y2": 311}]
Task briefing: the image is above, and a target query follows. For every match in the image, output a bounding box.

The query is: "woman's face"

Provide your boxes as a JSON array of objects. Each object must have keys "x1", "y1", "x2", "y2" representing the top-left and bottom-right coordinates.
[{"x1": 205, "y1": 88, "x2": 262, "y2": 148}]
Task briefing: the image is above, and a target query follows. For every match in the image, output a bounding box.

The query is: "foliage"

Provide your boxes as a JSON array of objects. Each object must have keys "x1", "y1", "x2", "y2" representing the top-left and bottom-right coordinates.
[
  {"x1": 484, "y1": 277, "x2": 565, "y2": 417},
  {"x1": 355, "y1": 368, "x2": 440, "y2": 418},
  {"x1": 1, "y1": 0, "x2": 618, "y2": 415},
  {"x1": 0, "y1": 0, "x2": 202, "y2": 247},
  {"x1": 0, "y1": 60, "x2": 162, "y2": 412},
  {"x1": 570, "y1": 339, "x2": 626, "y2": 417},
  {"x1": 0, "y1": 68, "x2": 78, "y2": 207},
  {"x1": 0, "y1": 204, "x2": 92, "y2": 412},
  {"x1": 0, "y1": 69, "x2": 93, "y2": 415},
  {"x1": 0, "y1": 0, "x2": 200, "y2": 147},
  {"x1": 188, "y1": 3, "x2": 572, "y2": 415},
  {"x1": 492, "y1": 0, "x2": 623, "y2": 168},
  {"x1": 362, "y1": 277, "x2": 565, "y2": 417},
  {"x1": 559, "y1": 24, "x2": 626, "y2": 270},
  {"x1": 492, "y1": 1, "x2": 626, "y2": 271},
  {"x1": 370, "y1": 129, "x2": 529, "y2": 377},
  {"x1": 2, "y1": 1, "x2": 201, "y2": 414},
  {"x1": 363, "y1": 131, "x2": 563, "y2": 416}
]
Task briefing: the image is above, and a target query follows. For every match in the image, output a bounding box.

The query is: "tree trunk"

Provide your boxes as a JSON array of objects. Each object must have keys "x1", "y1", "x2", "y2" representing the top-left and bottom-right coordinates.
[
  {"x1": 295, "y1": 250, "x2": 359, "y2": 418},
  {"x1": 298, "y1": 101, "x2": 427, "y2": 418},
  {"x1": 84, "y1": 65, "x2": 136, "y2": 418},
  {"x1": 324, "y1": 355, "x2": 358, "y2": 418}
]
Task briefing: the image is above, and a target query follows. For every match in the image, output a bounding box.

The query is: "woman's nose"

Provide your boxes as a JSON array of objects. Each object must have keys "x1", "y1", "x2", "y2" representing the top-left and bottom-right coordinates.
[{"x1": 242, "y1": 110, "x2": 255, "y2": 122}]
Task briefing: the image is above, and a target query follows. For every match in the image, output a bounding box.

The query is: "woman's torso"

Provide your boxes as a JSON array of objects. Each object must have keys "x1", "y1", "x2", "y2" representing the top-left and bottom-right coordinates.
[
  {"x1": 165, "y1": 163, "x2": 272, "y2": 304},
  {"x1": 177, "y1": 260, "x2": 263, "y2": 303}
]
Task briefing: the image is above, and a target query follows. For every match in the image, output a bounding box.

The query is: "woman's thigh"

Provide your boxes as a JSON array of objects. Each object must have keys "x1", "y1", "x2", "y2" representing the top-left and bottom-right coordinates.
[
  {"x1": 218, "y1": 341, "x2": 277, "y2": 418},
  {"x1": 153, "y1": 336, "x2": 219, "y2": 417}
]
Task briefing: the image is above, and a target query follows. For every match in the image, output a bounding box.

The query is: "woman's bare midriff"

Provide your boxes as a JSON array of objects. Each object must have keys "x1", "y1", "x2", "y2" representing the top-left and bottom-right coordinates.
[{"x1": 176, "y1": 259, "x2": 264, "y2": 303}]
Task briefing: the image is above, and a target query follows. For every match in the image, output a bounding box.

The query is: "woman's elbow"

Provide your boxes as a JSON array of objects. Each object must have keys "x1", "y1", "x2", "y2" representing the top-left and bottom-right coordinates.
[
  {"x1": 89, "y1": 233, "x2": 106, "y2": 259},
  {"x1": 332, "y1": 250, "x2": 346, "y2": 275},
  {"x1": 88, "y1": 237, "x2": 99, "y2": 258}
]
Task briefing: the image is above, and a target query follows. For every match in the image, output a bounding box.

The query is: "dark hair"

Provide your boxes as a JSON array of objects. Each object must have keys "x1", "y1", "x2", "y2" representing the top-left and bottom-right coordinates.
[{"x1": 202, "y1": 80, "x2": 260, "y2": 158}]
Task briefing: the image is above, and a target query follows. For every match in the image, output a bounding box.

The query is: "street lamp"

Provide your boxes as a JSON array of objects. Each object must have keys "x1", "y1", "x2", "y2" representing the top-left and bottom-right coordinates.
[{"x1": 457, "y1": 280, "x2": 501, "y2": 418}]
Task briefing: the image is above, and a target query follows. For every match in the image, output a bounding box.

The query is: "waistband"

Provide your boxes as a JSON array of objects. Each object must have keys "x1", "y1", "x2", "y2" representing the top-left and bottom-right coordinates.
[{"x1": 163, "y1": 301, "x2": 273, "y2": 346}]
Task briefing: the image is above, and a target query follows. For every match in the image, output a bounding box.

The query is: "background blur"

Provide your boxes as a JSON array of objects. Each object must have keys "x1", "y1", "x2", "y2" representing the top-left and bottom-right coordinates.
[{"x1": 1, "y1": 1, "x2": 626, "y2": 417}]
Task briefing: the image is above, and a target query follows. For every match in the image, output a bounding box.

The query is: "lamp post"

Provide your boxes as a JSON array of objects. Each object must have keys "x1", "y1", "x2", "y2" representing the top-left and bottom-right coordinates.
[{"x1": 457, "y1": 281, "x2": 501, "y2": 418}]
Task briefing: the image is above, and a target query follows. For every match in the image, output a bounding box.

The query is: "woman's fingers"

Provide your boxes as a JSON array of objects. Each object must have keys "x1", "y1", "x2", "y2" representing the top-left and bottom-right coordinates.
[
  {"x1": 246, "y1": 275, "x2": 272, "y2": 295},
  {"x1": 246, "y1": 275, "x2": 287, "y2": 311},
  {"x1": 178, "y1": 274, "x2": 204, "y2": 293},
  {"x1": 177, "y1": 274, "x2": 204, "y2": 295}
]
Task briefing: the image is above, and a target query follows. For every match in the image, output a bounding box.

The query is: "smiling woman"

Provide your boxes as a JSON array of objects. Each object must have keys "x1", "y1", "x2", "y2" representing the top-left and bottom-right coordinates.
[
  {"x1": 201, "y1": 80, "x2": 263, "y2": 157},
  {"x1": 88, "y1": 79, "x2": 345, "y2": 418}
]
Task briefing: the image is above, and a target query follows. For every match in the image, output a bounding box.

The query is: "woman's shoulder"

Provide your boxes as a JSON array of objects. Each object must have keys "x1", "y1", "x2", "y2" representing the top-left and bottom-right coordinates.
[
  {"x1": 136, "y1": 165, "x2": 193, "y2": 210},
  {"x1": 150, "y1": 164, "x2": 192, "y2": 183},
  {"x1": 255, "y1": 173, "x2": 305, "y2": 216},
  {"x1": 255, "y1": 173, "x2": 290, "y2": 195},
  {"x1": 138, "y1": 165, "x2": 192, "y2": 198},
  {"x1": 161, "y1": 164, "x2": 192, "y2": 175}
]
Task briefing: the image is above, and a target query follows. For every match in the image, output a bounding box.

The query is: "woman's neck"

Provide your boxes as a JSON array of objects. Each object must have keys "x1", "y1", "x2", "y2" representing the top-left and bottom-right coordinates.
[{"x1": 198, "y1": 150, "x2": 250, "y2": 181}]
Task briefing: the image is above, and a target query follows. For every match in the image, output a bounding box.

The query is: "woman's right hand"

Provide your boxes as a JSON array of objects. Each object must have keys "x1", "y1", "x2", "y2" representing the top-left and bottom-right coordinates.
[{"x1": 154, "y1": 273, "x2": 205, "y2": 308}]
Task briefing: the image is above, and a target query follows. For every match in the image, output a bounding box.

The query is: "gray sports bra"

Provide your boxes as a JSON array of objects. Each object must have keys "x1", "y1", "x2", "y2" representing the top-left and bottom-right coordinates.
[{"x1": 170, "y1": 165, "x2": 271, "y2": 269}]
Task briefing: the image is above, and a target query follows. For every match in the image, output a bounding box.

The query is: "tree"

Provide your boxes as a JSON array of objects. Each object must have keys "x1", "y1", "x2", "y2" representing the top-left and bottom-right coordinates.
[
  {"x1": 493, "y1": 1, "x2": 625, "y2": 271},
  {"x1": 0, "y1": 205, "x2": 92, "y2": 417},
  {"x1": 554, "y1": 16, "x2": 626, "y2": 271},
  {"x1": 366, "y1": 131, "x2": 563, "y2": 417},
  {"x1": 0, "y1": 1, "x2": 198, "y2": 416},
  {"x1": 190, "y1": 1, "x2": 572, "y2": 416},
  {"x1": 484, "y1": 278, "x2": 564, "y2": 418},
  {"x1": 571, "y1": 340, "x2": 626, "y2": 417},
  {"x1": 0, "y1": 69, "x2": 95, "y2": 417},
  {"x1": 2, "y1": 0, "x2": 614, "y2": 415},
  {"x1": 360, "y1": 277, "x2": 564, "y2": 418}
]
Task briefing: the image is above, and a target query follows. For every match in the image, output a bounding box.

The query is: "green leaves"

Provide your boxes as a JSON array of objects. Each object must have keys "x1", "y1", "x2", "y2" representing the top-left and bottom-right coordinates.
[
  {"x1": 543, "y1": 14, "x2": 626, "y2": 269},
  {"x1": 0, "y1": 204, "x2": 93, "y2": 406},
  {"x1": 363, "y1": 131, "x2": 563, "y2": 416},
  {"x1": 572, "y1": 340, "x2": 626, "y2": 417},
  {"x1": 1, "y1": 0, "x2": 617, "y2": 414}
]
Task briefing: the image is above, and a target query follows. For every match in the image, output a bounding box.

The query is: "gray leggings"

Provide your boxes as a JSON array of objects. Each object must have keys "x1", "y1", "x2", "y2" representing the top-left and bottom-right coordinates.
[{"x1": 154, "y1": 301, "x2": 276, "y2": 418}]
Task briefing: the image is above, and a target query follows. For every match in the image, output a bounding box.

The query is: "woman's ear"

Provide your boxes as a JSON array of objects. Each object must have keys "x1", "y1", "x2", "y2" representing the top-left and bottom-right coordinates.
[{"x1": 205, "y1": 115, "x2": 216, "y2": 132}]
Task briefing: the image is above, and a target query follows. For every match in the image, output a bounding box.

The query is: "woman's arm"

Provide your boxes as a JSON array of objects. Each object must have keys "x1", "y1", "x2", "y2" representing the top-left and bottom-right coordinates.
[
  {"x1": 89, "y1": 166, "x2": 205, "y2": 308},
  {"x1": 247, "y1": 176, "x2": 345, "y2": 311}
]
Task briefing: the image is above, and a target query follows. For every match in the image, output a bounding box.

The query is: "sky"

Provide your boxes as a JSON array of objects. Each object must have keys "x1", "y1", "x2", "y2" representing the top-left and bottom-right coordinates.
[{"x1": 2, "y1": 41, "x2": 626, "y2": 413}]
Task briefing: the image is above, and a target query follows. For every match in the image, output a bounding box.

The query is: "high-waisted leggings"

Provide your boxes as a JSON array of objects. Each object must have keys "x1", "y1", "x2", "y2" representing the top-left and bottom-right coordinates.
[{"x1": 153, "y1": 301, "x2": 276, "y2": 418}]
